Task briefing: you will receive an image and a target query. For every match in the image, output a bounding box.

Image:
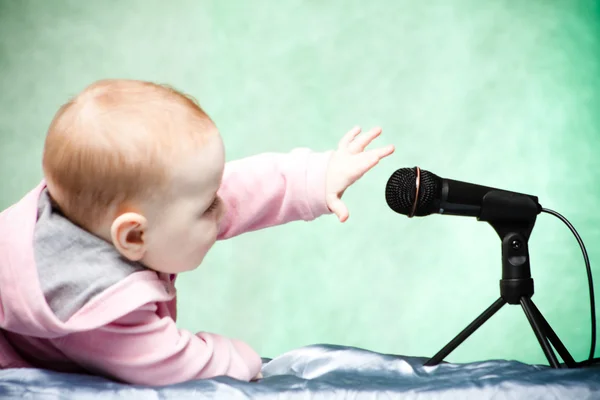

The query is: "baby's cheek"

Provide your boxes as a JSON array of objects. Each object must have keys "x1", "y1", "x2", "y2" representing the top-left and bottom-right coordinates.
[{"x1": 196, "y1": 219, "x2": 218, "y2": 244}]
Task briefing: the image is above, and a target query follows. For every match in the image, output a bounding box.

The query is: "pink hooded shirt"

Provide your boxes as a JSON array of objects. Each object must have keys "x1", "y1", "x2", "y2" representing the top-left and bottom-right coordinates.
[{"x1": 0, "y1": 148, "x2": 332, "y2": 386}]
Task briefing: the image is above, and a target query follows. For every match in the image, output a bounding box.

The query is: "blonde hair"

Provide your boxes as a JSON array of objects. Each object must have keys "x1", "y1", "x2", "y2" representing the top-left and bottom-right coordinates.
[{"x1": 42, "y1": 79, "x2": 215, "y2": 230}]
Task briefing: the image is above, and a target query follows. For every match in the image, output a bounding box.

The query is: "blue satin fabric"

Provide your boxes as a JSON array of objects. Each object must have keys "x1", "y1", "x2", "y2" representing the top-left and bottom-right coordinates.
[{"x1": 1, "y1": 344, "x2": 600, "y2": 399}]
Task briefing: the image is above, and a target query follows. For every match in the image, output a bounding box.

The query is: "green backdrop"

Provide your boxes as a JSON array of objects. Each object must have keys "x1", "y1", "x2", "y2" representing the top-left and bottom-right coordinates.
[{"x1": 1, "y1": 0, "x2": 599, "y2": 367}]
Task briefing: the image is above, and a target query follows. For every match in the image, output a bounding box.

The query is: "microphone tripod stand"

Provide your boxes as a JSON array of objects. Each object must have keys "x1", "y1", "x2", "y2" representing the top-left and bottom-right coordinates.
[{"x1": 424, "y1": 191, "x2": 576, "y2": 369}]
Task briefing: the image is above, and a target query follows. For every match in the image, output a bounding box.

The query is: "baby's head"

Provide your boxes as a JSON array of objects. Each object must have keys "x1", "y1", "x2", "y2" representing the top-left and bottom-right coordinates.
[{"x1": 43, "y1": 79, "x2": 226, "y2": 273}]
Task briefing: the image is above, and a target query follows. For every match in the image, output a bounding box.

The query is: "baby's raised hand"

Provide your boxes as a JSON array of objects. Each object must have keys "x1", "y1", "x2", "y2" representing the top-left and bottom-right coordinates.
[{"x1": 326, "y1": 126, "x2": 395, "y2": 222}]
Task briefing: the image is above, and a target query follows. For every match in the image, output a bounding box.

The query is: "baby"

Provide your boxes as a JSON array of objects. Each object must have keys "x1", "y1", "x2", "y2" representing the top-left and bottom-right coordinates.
[{"x1": 0, "y1": 79, "x2": 394, "y2": 386}]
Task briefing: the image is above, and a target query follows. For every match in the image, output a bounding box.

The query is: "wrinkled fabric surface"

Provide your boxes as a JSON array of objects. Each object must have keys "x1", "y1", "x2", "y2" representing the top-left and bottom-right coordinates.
[{"x1": 1, "y1": 344, "x2": 599, "y2": 399}]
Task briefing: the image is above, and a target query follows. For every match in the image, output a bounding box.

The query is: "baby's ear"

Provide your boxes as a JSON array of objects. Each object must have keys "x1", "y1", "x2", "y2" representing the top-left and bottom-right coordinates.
[{"x1": 110, "y1": 212, "x2": 148, "y2": 261}]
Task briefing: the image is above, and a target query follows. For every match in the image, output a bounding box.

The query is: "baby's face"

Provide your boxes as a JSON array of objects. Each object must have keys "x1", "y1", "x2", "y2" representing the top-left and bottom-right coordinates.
[{"x1": 138, "y1": 132, "x2": 226, "y2": 274}]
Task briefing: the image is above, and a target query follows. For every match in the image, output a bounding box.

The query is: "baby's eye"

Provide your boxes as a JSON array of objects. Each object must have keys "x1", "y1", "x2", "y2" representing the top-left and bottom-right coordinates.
[{"x1": 206, "y1": 197, "x2": 220, "y2": 213}]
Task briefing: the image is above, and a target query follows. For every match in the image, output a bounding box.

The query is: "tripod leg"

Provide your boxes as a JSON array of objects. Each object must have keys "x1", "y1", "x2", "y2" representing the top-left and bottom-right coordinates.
[
  {"x1": 520, "y1": 297, "x2": 561, "y2": 368},
  {"x1": 425, "y1": 297, "x2": 506, "y2": 366},
  {"x1": 527, "y1": 300, "x2": 576, "y2": 367}
]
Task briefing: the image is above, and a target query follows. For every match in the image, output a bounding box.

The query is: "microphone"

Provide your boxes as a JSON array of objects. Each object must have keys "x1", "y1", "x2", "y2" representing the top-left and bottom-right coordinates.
[
  {"x1": 385, "y1": 166, "x2": 542, "y2": 220},
  {"x1": 385, "y1": 166, "x2": 598, "y2": 370}
]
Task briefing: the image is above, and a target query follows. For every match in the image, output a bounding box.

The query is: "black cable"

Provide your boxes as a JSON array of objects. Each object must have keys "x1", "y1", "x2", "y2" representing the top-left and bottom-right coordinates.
[{"x1": 541, "y1": 208, "x2": 595, "y2": 365}]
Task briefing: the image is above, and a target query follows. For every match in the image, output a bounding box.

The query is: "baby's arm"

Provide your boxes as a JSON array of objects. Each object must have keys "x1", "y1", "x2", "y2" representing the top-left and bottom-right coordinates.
[
  {"x1": 217, "y1": 148, "x2": 332, "y2": 240},
  {"x1": 51, "y1": 303, "x2": 262, "y2": 386},
  {"x1": 216, "y1": 126, "x2": 394, "y2": 239}
]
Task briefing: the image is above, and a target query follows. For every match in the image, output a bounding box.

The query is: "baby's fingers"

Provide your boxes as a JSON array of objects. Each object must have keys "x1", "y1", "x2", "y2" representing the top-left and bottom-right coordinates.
[
  {"x1": 348, "y1": 126, "x2": 382, "y2": 153},
  {"x1": 354, "y1": 145, "x2": 394, "y2": 176},
  {"x1": 369, "y1": 144, "x2": 395, "y2": 160},
  {"x1": 252, "y1": 372, "x2": 263, "y2": 381},
  {"x1": 338, "y1": 126, "x2": 362, "y2": 149},
  {"x1": 327, "y1": 195, "x2": 349, "y2": 222}
]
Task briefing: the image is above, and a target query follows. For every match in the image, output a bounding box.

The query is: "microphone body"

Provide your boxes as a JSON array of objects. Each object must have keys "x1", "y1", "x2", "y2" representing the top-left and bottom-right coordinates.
[{"x1": 385, "y1": 167, "x2": 542, "y2": 220}]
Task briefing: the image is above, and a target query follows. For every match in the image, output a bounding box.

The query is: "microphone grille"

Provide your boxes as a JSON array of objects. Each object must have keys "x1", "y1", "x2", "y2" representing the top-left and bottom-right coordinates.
[{"x1": 385, "y1": 167, "x2": 442, "y2": 216}]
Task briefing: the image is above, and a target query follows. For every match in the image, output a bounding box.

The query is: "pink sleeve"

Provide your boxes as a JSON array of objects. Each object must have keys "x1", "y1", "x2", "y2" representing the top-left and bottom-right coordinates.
[
  {"x1": 217, "y1": 148, "x2": 333, "y2": 240},
  {"x1": 51, "y1": 303, "x2": 262, "y2": 386}
]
